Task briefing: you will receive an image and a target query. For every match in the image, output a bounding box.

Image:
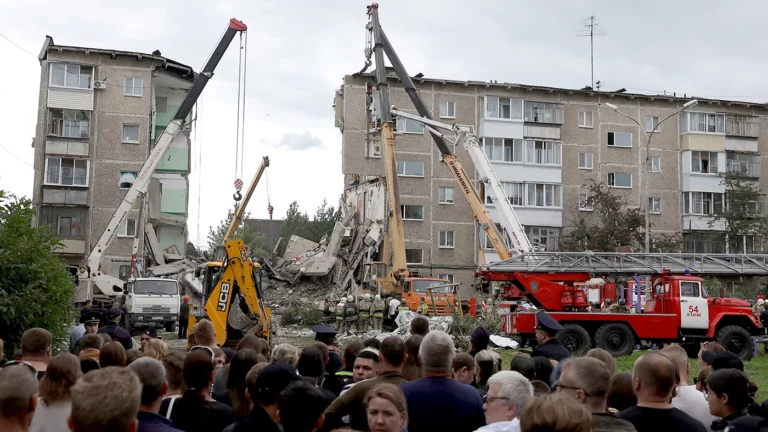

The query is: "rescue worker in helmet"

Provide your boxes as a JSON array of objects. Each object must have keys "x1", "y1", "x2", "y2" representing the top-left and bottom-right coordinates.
[
  {"x1": 372, "y1": 294, "x2": 386, "y2": 331},
  {"x1": 358, "y1": 293, "x2": 373, "y2": 332},
  {"x1": 343, "y1": 294, "x2": 358, "y2": 334},
  {"x1": 417, "y1": 297, "x2": 429, "y2": 315},
  {"x1": 336, "y1": 298, "x2": 346, "y2": 333}
]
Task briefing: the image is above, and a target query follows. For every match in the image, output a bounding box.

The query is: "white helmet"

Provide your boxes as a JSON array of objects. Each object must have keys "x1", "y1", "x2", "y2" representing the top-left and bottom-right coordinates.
[
  {"x1": 364, "y1": 293, "x2": 372, "y2": 301},
  {"x1": 375, "y1": 294, "x2": 381, "y2": 300},
  {"x1": 347, "y1": 295, "x2": 354, "y2": 302}
]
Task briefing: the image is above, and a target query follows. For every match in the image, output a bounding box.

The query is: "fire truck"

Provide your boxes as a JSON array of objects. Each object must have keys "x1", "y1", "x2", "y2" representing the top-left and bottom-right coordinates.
[{"x1": 477, "y1": 253, "x2": 767, "y2": 359}]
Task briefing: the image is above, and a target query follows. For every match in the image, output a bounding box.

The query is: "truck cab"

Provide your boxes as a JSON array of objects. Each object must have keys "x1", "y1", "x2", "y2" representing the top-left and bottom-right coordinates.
[
  {"x1": 402, "y1": 277, "x2": 455, "y2": 316},
  {"x1": 123, "y1": 278, "x2": 180, "y2": 334}
]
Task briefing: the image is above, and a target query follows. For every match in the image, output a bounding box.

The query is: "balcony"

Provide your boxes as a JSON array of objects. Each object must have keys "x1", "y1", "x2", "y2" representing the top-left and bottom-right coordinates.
[
  {"x1": 726, "y1": 115, "x2": 759, "y2": 138},
  {"x1": 523, "y1": 101, "x2": 564, "y2": 125},
  {"x1": 726, "y1": 153, "x2": 760, "y2": 178}
]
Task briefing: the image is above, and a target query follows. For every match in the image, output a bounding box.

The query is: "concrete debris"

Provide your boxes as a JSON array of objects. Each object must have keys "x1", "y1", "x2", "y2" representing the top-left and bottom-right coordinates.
[
  {"x1": 149, "y1": 261, "x2": 190, "y2": 276},
  {"x1": 163, "y1": 244, "x2": 181, "y2": 256},
  {"x1": 282, "y1": 235, "x2": 319, "y2": 261},
  {"x1": 144, "y1": 223, "x2": 166, "y2": 266},
  {"x1": 163, "y1": 253, "x2": 185, "y2": 262}
]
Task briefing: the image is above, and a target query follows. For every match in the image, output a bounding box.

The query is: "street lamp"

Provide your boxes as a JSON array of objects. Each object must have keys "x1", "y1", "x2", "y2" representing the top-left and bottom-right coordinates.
[{"x1": 604, "y1": 99, "x2": 698, "y2": 252}]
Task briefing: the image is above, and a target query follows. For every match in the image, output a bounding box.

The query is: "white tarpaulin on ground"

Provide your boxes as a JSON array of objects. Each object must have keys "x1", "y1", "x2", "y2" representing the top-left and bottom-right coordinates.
[{"x1": 490, "y1": 334, "x2": 519, "y2": 349}]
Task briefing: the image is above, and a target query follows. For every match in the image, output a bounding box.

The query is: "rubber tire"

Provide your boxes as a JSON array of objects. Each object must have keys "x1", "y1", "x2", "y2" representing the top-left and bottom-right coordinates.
[
  {"x1": 716, "y1": 325, "x2": 753, "y2": 361},
  {"x1": 166, "y1": 322, "x2": 176, "y2": 333},
  {"x1": 557, "y1": 324, "x2": 591, "y2": 357},
  {"x1": 595, "y1": 323, "x2": 635, "y2": 357}
]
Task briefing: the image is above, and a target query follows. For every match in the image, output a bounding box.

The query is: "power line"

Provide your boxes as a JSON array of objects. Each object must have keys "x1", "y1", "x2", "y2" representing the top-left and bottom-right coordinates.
[{"x1": 0, "y1": 31, "x2": 36, "y2": 57}]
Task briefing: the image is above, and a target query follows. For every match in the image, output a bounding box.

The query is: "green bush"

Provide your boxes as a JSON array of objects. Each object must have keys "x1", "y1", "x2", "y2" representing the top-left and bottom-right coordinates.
[
  {"x1": 280, "y1": 301, "x2": 325, "y2": 327},
  {"x1": 449, "y1": 303, "x2": 502, "y2": 337}
]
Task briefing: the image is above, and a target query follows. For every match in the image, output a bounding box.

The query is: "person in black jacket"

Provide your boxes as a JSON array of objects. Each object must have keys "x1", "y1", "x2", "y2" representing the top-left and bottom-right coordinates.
[
  {"x1": 707, "y1": 368, "x2": 760, "y2": 431},
  {"x1": 97, "y1": 308, "x2": 133, "y2": 350},
  {"x1": 531, "y1": 311, "x2": 570, "y2": 362},
  {"x1": 179, "y1": 296, "x2": 191, "y2": 339}
]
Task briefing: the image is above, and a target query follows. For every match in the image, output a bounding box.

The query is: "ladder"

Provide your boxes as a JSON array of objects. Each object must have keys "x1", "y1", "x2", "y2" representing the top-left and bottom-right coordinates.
[{"x1": 485, "y1": 252, "x2": 768, "y2": 276}]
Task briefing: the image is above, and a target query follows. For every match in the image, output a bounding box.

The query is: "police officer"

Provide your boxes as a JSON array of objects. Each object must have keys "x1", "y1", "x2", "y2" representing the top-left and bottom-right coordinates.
[
  {"x1": 417, "y1": 297, "x2": 429, "y2": 315},
  {"x1": 358, "y1": 293, "x2": 373, "y2": 332},
  {"x1": 531, "y1": 310, "x2": 570, "y2": 362},
  {"x1": 98, "y1": 308, "x2": 133, "y2": 350},
  {"x1": 344, "y1": 295, "x2": 358, "y2": 333},
  {"x1": 372, "y1": 294, "x2": 386, "y2": 331},
  {"x1": 336, "y1": 298, "x2": 346, "y2": 333},
  {"x1": 71, "y1": 310, "x2": 102, "y2": 353},
  {"x1": 140, "y1": 328, "x2": 157, "y2": 352}
]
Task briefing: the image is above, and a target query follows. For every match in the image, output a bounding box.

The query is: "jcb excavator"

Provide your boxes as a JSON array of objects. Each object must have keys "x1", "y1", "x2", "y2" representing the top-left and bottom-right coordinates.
[{"x1": 188, "y1": 156, "x2": 272, "y2": 348}]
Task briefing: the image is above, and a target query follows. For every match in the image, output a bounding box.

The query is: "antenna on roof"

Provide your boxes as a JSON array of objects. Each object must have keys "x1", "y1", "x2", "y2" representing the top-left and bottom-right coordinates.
[{"x1": 576, "y1": 14, "x2": 607, "y2": 90}]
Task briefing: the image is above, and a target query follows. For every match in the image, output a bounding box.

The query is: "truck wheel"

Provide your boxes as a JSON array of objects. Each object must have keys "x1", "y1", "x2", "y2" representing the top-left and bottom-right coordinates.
[
  {"x1": 557, "y1": 324, "x2": 591, "y2": 357},
  {"x1": 717, "y1": 325, "x2": 753, "y2": 361},
  {"x1": 595, "y1": 323, "x2": 635, "y2": 357}
]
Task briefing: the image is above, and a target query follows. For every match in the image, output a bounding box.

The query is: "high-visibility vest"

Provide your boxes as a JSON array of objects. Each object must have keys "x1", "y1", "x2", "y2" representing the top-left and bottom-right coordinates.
[
  {"x1": 418, "y1": 303, "x2": 429, "y2": 314},
  {"x1": 359, "y1": 301, "x2": 371, "y2": 317},
  {"x1": 397, "y1": 304, "x2": 410, "y2": 312}
]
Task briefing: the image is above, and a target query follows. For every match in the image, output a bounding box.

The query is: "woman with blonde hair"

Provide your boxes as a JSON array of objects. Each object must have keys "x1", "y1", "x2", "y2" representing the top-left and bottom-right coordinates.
[
  {"x1": 521, "y1": 393, "x2": 592, "y2": 432},
  {"x1": 30, "y1": 353, "x2": 81, "y2": 432},
  {"x1": 366, "y1": 383, "x2": 408, "y2": 432},
  {"x1": 475, "y1": 349, "x2": 502, "y2": 396},
  {"x1": 143, "y1": 338, "x2": 168, "y2": 361},
  {"x1": 586, "y1": 348, "x2": 617, "y2": 377}
]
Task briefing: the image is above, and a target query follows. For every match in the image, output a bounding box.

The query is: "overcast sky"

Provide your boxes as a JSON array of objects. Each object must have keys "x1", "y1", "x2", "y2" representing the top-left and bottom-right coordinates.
[{"x1": 1, "y1": 0, "x2": 767, "y2": 248}]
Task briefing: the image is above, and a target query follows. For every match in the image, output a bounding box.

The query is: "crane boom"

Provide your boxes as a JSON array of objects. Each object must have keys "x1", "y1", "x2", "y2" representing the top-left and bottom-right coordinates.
[
  {"x1": 223, "y1": 156, "x2": 270, "y2": 243},
  {"x1": 78, "y1": 18, "x2": 248, "y2": 297}
]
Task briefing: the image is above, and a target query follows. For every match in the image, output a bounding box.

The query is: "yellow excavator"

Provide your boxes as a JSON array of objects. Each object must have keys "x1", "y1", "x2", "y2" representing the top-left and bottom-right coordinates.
[{"x1": 187, "y1": 156, "x2": 272, "y2": 348}]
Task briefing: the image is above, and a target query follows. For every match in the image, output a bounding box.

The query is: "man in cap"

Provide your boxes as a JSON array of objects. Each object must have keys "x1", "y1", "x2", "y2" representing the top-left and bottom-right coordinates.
[
  {"x1": 224, "y1": 362, "x2": 299, "y2": 432},
  {"x1": 531, "y1": 310, "x2": 570, "y2": 362},
  {"x1": 358, "y1": 293, "x2": 373, "y2": 332},
  {"x1": 178, "y1": 295, "x2": 191, "y2": 339},
  {"x1": 70, "y1": 310, "x2": 102, "y2": 353},
  {"x1": 469, "y1": 327, "x2": 490, "y2": 357},
  {"x1": 343, "y1": 295, "x2": 358, "y2": 334},
  {"x1": 312, "y1": 324, "x2": 342, "y2": 371},
  {"x1": 140, "y1": 328, "x2": 158, "y2": 352},
  {"x1": 372, "y1": 294, "x2": 386, "y2": 331},
  {"x1": 702, "y1": 350, "x2": 744, "y2": 371},
  {"x1": 98, "y1": 308, "x2": 133, "y2": 350}
]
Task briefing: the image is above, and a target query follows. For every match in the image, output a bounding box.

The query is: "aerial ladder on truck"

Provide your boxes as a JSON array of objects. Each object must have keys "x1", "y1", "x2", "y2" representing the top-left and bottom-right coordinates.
[{"x1": 77, "y1": 18, "x2": 248, "y2": 301}]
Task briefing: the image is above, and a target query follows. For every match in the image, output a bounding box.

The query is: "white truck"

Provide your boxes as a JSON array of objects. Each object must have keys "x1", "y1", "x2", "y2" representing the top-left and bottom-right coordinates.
[{"x1": 123, "y1": 278, "x2": 181, "y2": 333}]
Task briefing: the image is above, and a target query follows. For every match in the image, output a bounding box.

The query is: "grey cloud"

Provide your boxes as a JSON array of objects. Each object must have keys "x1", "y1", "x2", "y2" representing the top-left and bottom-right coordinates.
[{"x1": 275, "y1": 131, "x2": 325, "y2": 150}]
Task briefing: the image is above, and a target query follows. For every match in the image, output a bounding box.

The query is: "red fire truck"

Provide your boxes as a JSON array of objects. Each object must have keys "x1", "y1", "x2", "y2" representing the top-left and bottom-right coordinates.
[{"x1": 477, "y1": 252, "x2": 766, "y2": 360}]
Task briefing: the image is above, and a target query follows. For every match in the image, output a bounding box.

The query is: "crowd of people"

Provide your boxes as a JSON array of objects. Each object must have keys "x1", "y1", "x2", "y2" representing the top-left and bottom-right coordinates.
[{"x1": 3, "y1": 309, "x2": 768, "y2": 432}]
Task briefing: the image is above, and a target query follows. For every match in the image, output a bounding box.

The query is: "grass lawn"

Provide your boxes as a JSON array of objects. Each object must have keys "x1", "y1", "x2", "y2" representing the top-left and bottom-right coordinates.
[{"x1": 500, "y1": 349, "x2": 768, "y2": 400}]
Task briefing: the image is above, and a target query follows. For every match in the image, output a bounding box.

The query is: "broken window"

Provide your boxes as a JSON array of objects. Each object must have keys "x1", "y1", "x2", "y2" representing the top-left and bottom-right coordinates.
[
  {"x1": 400, "y1": 204, "x2": 424, "y2": 220},
  {"x1": 47, "y1": 109, "x2": 91, "y2": 138},
  {"x1": 39, "y1": 206, "x2": 87, "y2": 238},
  {"x1": 405, "y1": 249, "x2": 423, "y2": 265},
  {"x1": 607, "y1": 172, "x2": 632, "y2": 188},
  {"x1": 607, "y1": 132, "x2": 632, "y2": 147},
  {"x1": 119, "y1": 171, "x2": 137, "y2": 189}
]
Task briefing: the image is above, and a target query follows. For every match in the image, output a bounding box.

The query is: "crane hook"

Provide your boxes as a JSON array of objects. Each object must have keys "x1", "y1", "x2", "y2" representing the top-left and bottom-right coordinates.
[
  {"x1": 234, "y1": 191, "x2": 242, "y2": 201},
  {"x1": 233, "y1": 178, "x2": 243, "y2": 202}
]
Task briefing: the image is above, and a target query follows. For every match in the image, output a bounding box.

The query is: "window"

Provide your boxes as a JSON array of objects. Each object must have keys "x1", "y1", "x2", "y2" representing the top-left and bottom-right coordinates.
[
  {"x1": 438, "y1": 187, "x2": 454, "y2": 204},
  {"x1": 49, "y1": 63, "x2": 92, "y2": 89},
  {"x1": 483, "y1": 138, "x2": 524, "y2": 162},
  {"x1": 691, "y1": 151, "x2": 719, "y2": 174},
  {"x1": 505, "y1": 183, "x2": 525, "y2": 206},
  {"x1": 47, "y1": 109, "x2": 90, "y2": 138},
  {"x1": 524, "y1": 140, "x2": 562, "y2": 165},
  {"x1": 684, "y1": 233, "x2": 725, "y2": 254},
  {"x1": 118, "y1": 218, "x2": 137, "y2": 237},
  {"x1": 401, "y1": 205, "x2": 424, "y2": 221},
  {"x1": 118, "y1": 265, "x2": 130, "y2": 280},
  {"x1": 579, "y1": 193, "x2": 593, "y2": 211},
  {"x1": 525, "y1": 226, "x2": 560, "y2": 251},
  {"x1": 524, "y1": 101, "x2": 564, "y2": 124},
  {"x1": 439, "y1": 101, "x2": 456, "y2": 118},
  {"x1": 396, "y1": 160, "x2": 424, "y2": 177},
  {"x1": 39, "y1": 207, "x2": 87, "y2": 238},
  {"x1": 485, "y1": 97, "x2": 523, "y2": 120},
  {"x1": 649, "y1": 197, "x2": 661, "y2": 214},
  {"x1": 727, "y1": 152, "x2": 760, "y2": 177},
  {"x1": 683, "y1": 112, "x2": 725, "y2": 134},
  {"x1": 645, "y1": 115, "x2": 660, "y2": 132},
  {"x1": 727, "y1": 115, "x2": 759, "y2": 137},
  {"x1": 578, "y1": 152, "x2": 593, "y2": 169},
  {"x1": 44, "y1": 158, "x2": 89, "y2": 186},
  {"x1": 119, "y1": 171, "x2": 137, "y2": 189},
  {"x1": 649, "y1": 156, "x2": 661, "y2": 173},
  {"x1": 684, "y1": 192, "x2": 724, "y2": 215},
  {"x1": 405, "y1": 249, "x2": 423, "y2": 265},
  {"x1": 395, "y1": 117, "x2": 424, "y2": 134},
  {"x1": 122, "y1": 124, "x2": 140, "y2": 143},
  {"x1": 680, "y1": 281, "x2": 700, "y2": 297},
  {"x1": 607, "y1": 172, "x2": 632, "y2": 188},
  {"x1": 124, "y1": 77, "x2": 143, "y2": 96},
  {"x1": 526, "y1": 184, "x2": 562, "y2": 207},
  {"x1": 607, "y1": 132, "x2": 632, "y2": 147},
  {"x1": 578, "y1": 111, "x2": 593, "y2": 128},
  {"x1": 438, "y1": 230, "x2": 455, "y2": 248},
  {"x1": 367, "y1": 139, "x2": 381, "y2": 158},
  {"x1": 438, "y1": 274, "x2": 455, "y2": 284}
]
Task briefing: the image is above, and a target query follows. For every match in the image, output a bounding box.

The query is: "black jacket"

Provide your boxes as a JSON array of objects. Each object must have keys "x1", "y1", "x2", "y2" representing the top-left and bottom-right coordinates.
[
  {"x1": 223, "y1": 405, "x2": 278, "y2": 432},
  {"x1": 98, "y1": 324, "x2": 133, "y2": 350},
  {"x1": 531, "y1": 339, "x2": 571, "y2": 362}
]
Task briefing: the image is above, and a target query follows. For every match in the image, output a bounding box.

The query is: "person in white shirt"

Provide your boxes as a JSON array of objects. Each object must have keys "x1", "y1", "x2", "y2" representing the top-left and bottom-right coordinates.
[
  {"x1": 661, "y1": 344, "x2": 718, "y2": 432},
  {"x1": 474, "y1": 371, "x2": 532, "y2": 432},
  {"x1": 388, "y1": 297, "x2": 400, "y2": 320}
]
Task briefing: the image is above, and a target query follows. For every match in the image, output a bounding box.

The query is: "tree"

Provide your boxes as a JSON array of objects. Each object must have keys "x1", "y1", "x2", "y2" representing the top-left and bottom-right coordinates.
[
  {"x1": 207, "y1": 204, "x2": 268, "y2": 258},
  {"x1": 710, "y1": 172, "x2": 768, "y2": 253},
  {"x1": 279, "y1": 200, "x2": 341, "y2": 245},
  {"x1": 561, "y1": 181, "x2": 645, "y2": 251},
  {"x1": 0, "y1": 190, "x2": 76, "y2": 357}
]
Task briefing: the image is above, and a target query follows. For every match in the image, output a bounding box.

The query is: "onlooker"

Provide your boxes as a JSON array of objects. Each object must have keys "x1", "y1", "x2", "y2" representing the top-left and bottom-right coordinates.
[
  {"x1": 235, "y1": 335, "x2": 265, "y2": 353},
  {"x1": 617, "y1": 353, "x2": 707, "y2": 432},
  {"x1": 607, "y1": 372, "x2": 637, "y2": 412},
  {"x1": 144, "y1": 339, "x2": 169, "y2": 361},
  {"x1": 532, "y1": 356, "x2": 553, "y2": 385},
  {"x1": 21, "y1": 328, "x2": 53, "y2": 379},
  {"x1": 312, "y1": 341, "x2": 341, "y2": 395},
  {"x1": 159, "y1": 351, "x2": 186, "y2": 416},
  {"x1": 77, "y1": 334, "x2": 103, "y2": 363},
  {"x1": 702, "y1": 351, "x2": 744, "y2": 372},
  {"x1": 661, "y1": 344, "x2": 716, "y2": 431},
  {"x1": 366, "y1": 383, "x2": 408, "y2": 432},
  {"x1": 410, "y1": 316, "x2": 429, "y2": 337},
  {"x1": 128, "y1": 357, "x2": 182, "y2": 432},
  {"x1": 271, "y1": 344, "x2": 299, "y2": 366},
  {"x1": 224, "y1": 362, "x2": 299, "y2": 432},
  {"x1": 402, "y1": 336, "x2": 423, "y2": 382},
  {"x1": 364, "y1": 338, "x2": 382, "y2": 351},
  {"x1": 141, "y1": 328, "x2": 158, "y2": 352},
  {"x1": 510, "y1": 355, "x2": 535, "y2": 381},
  {"x1": 400, "y1": 331, "x2": 485, "y2": 432},
  {"x1": 475, "y1": 371, "x2": 533, "y2": 432},
  {"x1": 125, "y1": 348, "x2": 143, "y2": 364},
  {"x1": 697, "y1": 366, "x2": 713, "y2": 395},
  {"x1": 213, "y1": 349, "x2": 226, "y2": 369},
  {"x1": 79, "y1": 359, "x2": 100, "y2": 375},
  {"x1": 98, "y1": 333, "x2": 113, "y2": 344},
  {"x1": 454, "y1": 353, "x2": 476, "y2": 385},
  {"x1": 212, "y1": 336, "x2": 263, "y2": 396},
  {"x1": 698, "y1": 342, "x2": 725, "y2": 371},
  {"x1": 0, "y1": 363, "x2": 40, "y2": 432},
  {"x1": 311, "y1": 324, "x2": 340, "y2": 374},
  {"x1": 277, "y1": 381, "x2": 330, "y2": 432},
  {"x1": 179, "y1": 296, "x2": 191, "y2": 339},
  {"x1": 520, "y1": 393, "x2": 592, "y2": 432},
  {"x1": 337, "y1": 340, "x2": 364, "y2": 386},
  {"x1": 191, "y1": 319, "x2": 217, "y2": 349},
  {"x1": 531, "y1": 380, "x2": 551, "y2": 396},
  {"x1": 586, "y1": 348, "x2": 618, "y2": 377},
  {"x1": 476, "y1": 349, "x2": 502, "y2": 397},
  {"x1": 97, "y1": 309, "x2": 133, "y2": 350},
  {"x1": 99, "y1": 342, "x2": 127, "y2": 368},
  {"x1": 69, "y1": 366, "x2": 141, "y2": 432},
  {"x1": 556, "y1": 357, "x2": 636, "y2": 432},
  {"x1": 707, "y1": 369, "x2": 758, "y2": 430},
  {"x1": 324, "y1": 336, "x2": 407, "y2": 431},
  {"x1": 168, "y1": 348, "x2": 235, "y2": 432},
  {"x1": 388, "y1": 296, "x2": 401, "y2": 321},
  {"x1": 353, "y1": 349, "x2": 380, "y2": 383},
  {"x1": 215, "y1": 349, "x2": 260, "y2": 417},
  {"x1": 30, "y1": 353, "x2": 81, "y2": 432},
  {"x1": 469, "y1": 327, "x2": 490, "y2": 357}
]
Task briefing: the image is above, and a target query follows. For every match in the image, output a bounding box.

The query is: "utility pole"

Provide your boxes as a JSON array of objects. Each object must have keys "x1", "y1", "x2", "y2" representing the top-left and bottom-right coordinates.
[{"x1": 577, "y1": 14, "x2": 606, "y2": 90}]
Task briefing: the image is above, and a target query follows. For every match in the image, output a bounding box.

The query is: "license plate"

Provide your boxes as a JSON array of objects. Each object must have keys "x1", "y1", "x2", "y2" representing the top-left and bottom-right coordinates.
[{"x1": 152, "y1": 316, "x2": 163, "y2": 321}]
